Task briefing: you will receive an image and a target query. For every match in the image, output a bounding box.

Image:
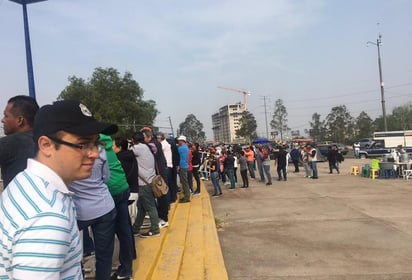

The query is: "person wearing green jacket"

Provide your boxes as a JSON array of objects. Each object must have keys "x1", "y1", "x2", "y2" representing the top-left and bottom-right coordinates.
[{"x1": 100, "y1": 134, "x2": 135, "y2": 280}]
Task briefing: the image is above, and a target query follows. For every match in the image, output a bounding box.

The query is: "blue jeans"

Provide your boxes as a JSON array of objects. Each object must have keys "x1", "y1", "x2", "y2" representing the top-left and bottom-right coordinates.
[
  {"x1": 227, "y1": 168, "x2": 236, "y2": 188},
  {"x1": 179, "y1": 168, "x2": 191, "y2": 200},
  {"x1": 112, "y1": 189, "x2": 135, "y2": 277},
  {"x1": 310, "y1": 161, "x2": 318, "y2": 178},
  {"x1": 78, "y1": 208, "x2": 117, "y2": 280},
  {"x1": 263, "y1": 165, "x2": 272, "y2": 183},
  {"x1": 211, "y1": 172, "x2": 222, "y2": 195},
  {"x1": 247, "y1": 161, "x2": 256, "y2": 178},
  {"x1": 133, "y1": 185, "x2": 160, "y2": 233},
  {"x1": 257, "y1": 162, "x2": 265, "y2": 181}
]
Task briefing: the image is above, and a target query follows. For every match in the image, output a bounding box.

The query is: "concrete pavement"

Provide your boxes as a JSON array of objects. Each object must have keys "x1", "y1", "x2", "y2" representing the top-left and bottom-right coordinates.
[{"x1": 210, "y1": 158, "x2": 412, "y2": 280}]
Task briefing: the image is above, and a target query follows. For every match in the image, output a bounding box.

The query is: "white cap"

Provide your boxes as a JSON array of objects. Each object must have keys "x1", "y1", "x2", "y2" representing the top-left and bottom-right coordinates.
[{"x1": 177, "y1": 135, "x2": 187, "y2": 142}]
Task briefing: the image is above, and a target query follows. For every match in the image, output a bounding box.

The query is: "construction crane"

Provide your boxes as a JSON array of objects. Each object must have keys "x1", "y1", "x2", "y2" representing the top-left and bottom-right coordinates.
[{"x1": 217, "y1": 86, "x2": 251, "y2": 109}]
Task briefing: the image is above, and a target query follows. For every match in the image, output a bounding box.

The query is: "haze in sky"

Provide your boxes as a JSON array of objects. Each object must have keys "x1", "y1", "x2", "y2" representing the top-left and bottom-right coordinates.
[{"x1": 1, "y1": 0, "x2": 411, "y2": 139}]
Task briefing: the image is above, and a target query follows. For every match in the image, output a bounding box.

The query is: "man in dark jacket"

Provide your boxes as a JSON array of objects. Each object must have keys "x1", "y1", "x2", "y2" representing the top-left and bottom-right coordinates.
[
  {"x1": 275, "y1": 146, "x2": 288, "y2": 181},
  {"x1": 1, "y1": 95, "x2": 39, "y2": 187},
  {"x1": 327, "y1": 145, "x2": 340, "y2": 174},
  {"x1": 113, "y1": 137, "x2": 139, "y2": 193}
]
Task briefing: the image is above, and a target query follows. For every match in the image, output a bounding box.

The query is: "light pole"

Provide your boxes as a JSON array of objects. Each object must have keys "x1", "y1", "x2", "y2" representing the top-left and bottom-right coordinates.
[
  {"x1": 367, "y1": 33, "x2": 387, "y2": 131},
  {"x1": 10, "y1": 0, "x2": 46, "y2": 100}
]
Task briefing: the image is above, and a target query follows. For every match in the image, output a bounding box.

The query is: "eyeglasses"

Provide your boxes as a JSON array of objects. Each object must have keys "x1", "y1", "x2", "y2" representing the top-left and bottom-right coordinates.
[{"x1": 47, "y1": 135, "x2": 104, "y2": 153}]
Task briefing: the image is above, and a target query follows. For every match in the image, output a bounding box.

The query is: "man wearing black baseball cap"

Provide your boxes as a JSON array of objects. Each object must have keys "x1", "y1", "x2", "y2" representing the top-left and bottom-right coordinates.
[{"x1": 0, "y1": 100, "x2": 118, "y2": 279}]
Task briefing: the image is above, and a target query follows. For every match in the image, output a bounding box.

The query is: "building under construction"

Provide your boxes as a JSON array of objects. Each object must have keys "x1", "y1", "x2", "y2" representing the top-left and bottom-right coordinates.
[{"x1": 211, "y1": 103, "x2": 246, "y2": 144}]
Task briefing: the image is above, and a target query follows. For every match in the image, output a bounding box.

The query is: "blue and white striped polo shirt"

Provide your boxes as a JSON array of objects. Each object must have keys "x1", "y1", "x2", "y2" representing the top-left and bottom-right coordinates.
[{"x1": 0, "y1": 159, "x2": 83, "y2": 279}]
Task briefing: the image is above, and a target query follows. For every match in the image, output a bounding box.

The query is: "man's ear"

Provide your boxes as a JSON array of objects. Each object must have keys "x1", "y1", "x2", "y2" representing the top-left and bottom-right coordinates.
[
  {"x1": 37, "y1": 136, "x2": 54, "y2": 157},
  {"x1": 16, "y1": 115, "x2": 25, "y2": 127}
]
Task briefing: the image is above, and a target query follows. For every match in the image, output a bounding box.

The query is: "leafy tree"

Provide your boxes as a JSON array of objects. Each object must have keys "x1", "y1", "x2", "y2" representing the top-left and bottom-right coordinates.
[
  {"x1": 236, "y1": 110, "x2": 257, "y2": 143},
  {"x1": 355, "y1": 111, "x2": 374, "y2": 139},
  {"x1": 270, "y1": 99, "x2": 290, "y2": 141},
  {"x1": 388, "y1": 104, "x2": 412, "y2": 130},
  {"x1": 324, "y1": 105, "x2": 355, "y2": 144},
  {"x1": 178, "y1": 114, "x2": 206, "y2": 143},
  {"x1": 58, "y1": 67, "x2": 158, "y2": 136},
  {"x1": 309, "y1": 113, "x2": 326, "y2": 142}
]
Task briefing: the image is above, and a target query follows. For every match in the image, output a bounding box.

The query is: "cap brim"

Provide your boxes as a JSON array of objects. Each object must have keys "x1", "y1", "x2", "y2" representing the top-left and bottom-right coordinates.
[{"x1": 65, "y1": 121, "x2": 118, "y2": 136}]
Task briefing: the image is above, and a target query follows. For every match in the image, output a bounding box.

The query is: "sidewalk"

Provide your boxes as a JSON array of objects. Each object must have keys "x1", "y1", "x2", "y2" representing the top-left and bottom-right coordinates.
[
  {"x1": 131, "y1": 187, "x2": 228, "y2": 280},
  {"x1": 210, "y1": 158, "x2": 412, "y2": 279}
]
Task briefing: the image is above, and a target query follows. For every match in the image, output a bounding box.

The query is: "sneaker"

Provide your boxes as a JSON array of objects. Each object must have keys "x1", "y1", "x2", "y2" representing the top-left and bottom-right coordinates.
[
  {"x1": 111, "y1": 272, "x2": 133, "y2": 280},
  {"x1": 139, "y1": 231, "x2": 160, "y2": 238},
  {"x1": 159, "y1": 220, "x2": 169, "y2": 229},
  {"x1": 83, "y1": 251, "x2": 95, "y2": 260},
  {"x1": 212, "y1": 193, "x2": 219, "y2": 197},
  {"x1": 266, "y1": 182, "x2": 272, "y2": 185},
  {"x1": 193, "y1": 191, "x2": 201, "y2": 196},
  {"x1": 179, "y1": 198, "x2": 190, "y2": 203}
]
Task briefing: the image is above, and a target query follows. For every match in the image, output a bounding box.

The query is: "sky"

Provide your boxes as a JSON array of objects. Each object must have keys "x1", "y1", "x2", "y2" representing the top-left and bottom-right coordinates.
[{"x1": 1, "y1": 0, "x2": 412, "y2": 139}]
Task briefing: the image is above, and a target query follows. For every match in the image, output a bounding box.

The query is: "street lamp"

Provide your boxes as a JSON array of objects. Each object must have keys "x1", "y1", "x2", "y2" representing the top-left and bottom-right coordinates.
[
  {"x1": 9, "y1": 0, "x2": 47, "y2": 100},
  {"x1": 367, "y1": 33, "x2": 387, "y2": 131}
]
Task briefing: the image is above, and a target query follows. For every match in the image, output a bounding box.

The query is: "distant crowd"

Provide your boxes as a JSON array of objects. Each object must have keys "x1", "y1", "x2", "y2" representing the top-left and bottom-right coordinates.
[{"x1": 0, "y1": 95, "x2": 346, "y2": 280}]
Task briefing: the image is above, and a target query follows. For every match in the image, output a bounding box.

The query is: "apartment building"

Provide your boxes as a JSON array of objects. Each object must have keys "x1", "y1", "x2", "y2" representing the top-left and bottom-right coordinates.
[{"x1": 211, "y1": 103, "x2": 246, "y2": 144}]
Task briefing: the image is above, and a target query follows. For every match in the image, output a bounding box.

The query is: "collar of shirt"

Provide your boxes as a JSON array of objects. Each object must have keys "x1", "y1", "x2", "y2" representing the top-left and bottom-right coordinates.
[{"x1": 27, "y1": 158, "x2": 73, "y2": 195}]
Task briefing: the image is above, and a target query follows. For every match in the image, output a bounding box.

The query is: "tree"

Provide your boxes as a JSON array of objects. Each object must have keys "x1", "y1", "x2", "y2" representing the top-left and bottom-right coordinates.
[
  {"x1": 58, "y1": 67, "x2": 158, "y2": 136},
  {"x1": 270, "y1": 99, "x2": 290, "y2": 141},
  {"x1": 355, "y1": 111, "x2": 374, "y2": 139},
  {"x1": 236, "y1": 111, "x2": 257, "y2": 143},
  {"x1": 178, "y1": 114, "x2": 206, "y2": 143},
  {"x1": 324, "y1": 105, "x2": 355, "y2": 144},
  {"x1": 389, "y1": 104, "x2": 412, "y2": 131},
  {"x1": 309, "y1": 113, "x2": 326, "y2": 142}
]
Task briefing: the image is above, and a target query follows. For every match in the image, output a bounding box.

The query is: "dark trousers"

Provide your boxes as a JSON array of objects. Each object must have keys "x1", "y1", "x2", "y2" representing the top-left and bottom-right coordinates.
[
  {"x1": 247, "y1": 161, "x2": 256, "y2": 178},
  {"x1": 292, "y1": 159, "x2": 300, "y2": 172},
  {"x1": 169, "y1": 166, "x2": 179, "y2": 203},
  {"x1": 187, "y1": 170, "x2": 193, "y2": 192},
  {"x1": 83, "y1": 227, "x2": 94, "y2": 255},
  {"x1": 277, "y1": 165, "x2": 287, "y2": 180},
  {"x1": 78, "y1": 208, "x2": 117, "y2": 280},
  {"x1": 157, "y1": 193, "x2": 169, "y2": 222},
  {"x1": 240, "y1": 169, "x2": 249, "y2": 187},
  {"x1": 157, "y1": 168, "x2": 171, "y2": 222},
  {"x1": 193, "y1": 167, "x2": 201, "y2": 193},
  {"x1": 112, "y1": 189, "x2": 135, "y2": 277},
  {"x1": 329, "y1": 161, "x2": 340, "y2": 173}
]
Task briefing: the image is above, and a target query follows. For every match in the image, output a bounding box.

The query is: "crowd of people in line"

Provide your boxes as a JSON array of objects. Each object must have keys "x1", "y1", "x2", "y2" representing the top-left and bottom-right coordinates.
[
  {"x1": 199, "y1": 141, "x2": 345, "y2": 194},
  {"x1": 0, "y1": 95, "x2": 346, "y2": 280}
]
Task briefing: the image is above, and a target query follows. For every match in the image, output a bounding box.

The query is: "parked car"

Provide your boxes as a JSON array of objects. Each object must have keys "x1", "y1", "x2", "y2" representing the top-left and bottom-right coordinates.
[
  {"x1": 314, "y1": 144, "x2": 328, "y2": 162},
  {"x1": 316, "y1": 143, "x2": 347, "y2": 160},
  {"x1": 334, "y1": 143, "x2": 349, "y2": 155},
  {"x1": 358, "y1": 138, "x2": 373, "y2": 149}
]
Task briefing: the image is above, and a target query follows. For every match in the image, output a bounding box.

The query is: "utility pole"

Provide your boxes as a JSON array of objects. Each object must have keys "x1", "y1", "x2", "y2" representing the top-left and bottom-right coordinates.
[
  {"x1": 10, "y1": 0, "x2": 47, "y2": 100},
  {"x1": 367, "y1": 33, "x2": 387, "y2": 131},
  {"x1": 168, "y1": 116, "x2": 175, "y2": 137},
  {"x1": 261, "y1": 96, "x2": 270, "y2": 139}
]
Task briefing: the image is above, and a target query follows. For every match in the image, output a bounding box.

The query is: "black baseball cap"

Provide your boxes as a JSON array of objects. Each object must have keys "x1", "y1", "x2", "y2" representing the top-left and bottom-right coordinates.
[{"x1": 33, "y1": 100, "x2": 118, "y2": 142}]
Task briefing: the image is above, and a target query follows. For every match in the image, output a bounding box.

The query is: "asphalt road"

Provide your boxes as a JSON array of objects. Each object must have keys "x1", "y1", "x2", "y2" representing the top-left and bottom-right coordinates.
[{"x1": 210, "y1": 158, "x2": 412, "y2": 280}]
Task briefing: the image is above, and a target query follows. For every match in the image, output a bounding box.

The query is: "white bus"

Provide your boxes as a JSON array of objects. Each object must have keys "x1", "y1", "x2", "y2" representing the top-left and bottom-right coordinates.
[{"x1": 373, "y1": 130, "x2": 412, "y2": 148}]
